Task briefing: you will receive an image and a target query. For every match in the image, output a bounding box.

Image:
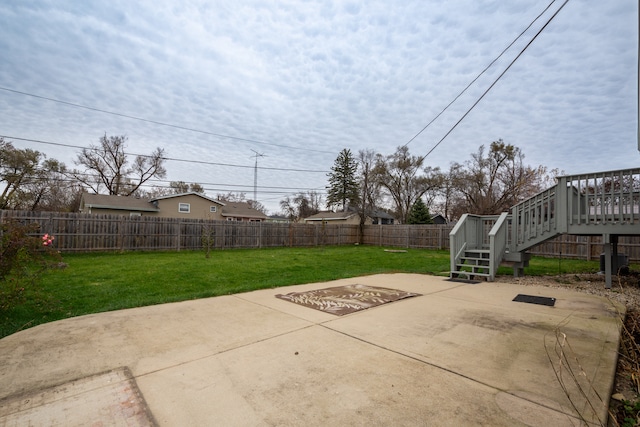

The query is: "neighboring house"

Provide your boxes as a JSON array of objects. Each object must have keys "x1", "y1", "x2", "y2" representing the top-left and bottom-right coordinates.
[
  {"x1": 150, "y1": 193, "x2": 225, "y2": 219},
  {"x1": 370, "y1": 210, "x2": 395, "y2": 225},
  {"x1": 219, "y1": 201, "x2": 268, "y2": 222},
  {"x1": 303, "y1": 211, "x2": 372, "y2": 225},
  {"x1": 430, "y1": 214, "x2": 448, "y2": 225},
  {"x1": 79, "y1": 193, "x2": 268, "y2": 222},
  {"x1": 79, "y1": 193, "x2": 160, "y2": 217},
  {"x1": 266, "y1": 215, "x2": 291, "y2": 223}
]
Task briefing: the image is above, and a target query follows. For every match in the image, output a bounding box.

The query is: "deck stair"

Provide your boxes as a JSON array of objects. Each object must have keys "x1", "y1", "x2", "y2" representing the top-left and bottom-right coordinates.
[
  {"x1": 454, "y1": 249, "x2": 491, "y2": 279},
  {"x1": 449, "y1": 167, "x2": 640, "y2": 287}
]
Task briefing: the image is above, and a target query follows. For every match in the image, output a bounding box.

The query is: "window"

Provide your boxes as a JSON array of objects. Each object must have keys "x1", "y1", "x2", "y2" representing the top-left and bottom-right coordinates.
[
  {"x1": 179, "y1": 203, "x2": 190, "y2": 213},
  {"x1": 210, "y1": 206, "x2": 217, "y2": 213},
  {"x1": 130, "y1": 212, "x2": 141, "y2": 217},
  {"x1": 226, "y1": 217, "x2": 235, "y2": 221}
]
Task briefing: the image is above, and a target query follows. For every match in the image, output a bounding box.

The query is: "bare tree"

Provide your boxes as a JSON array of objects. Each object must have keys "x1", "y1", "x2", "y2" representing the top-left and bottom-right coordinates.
[
  {"x1": 279, "y1": 191, "x2": 322, "y2": 221},
  {"x1": 216, "y1": 191, "x2": 267, "y2": 214},
  {"x1": 373, "y1": 146, "x2": 442, "y2": 224},
  {"x1": 216, "y1": 191, "x2": 247, "y2": 202},
  {"x1": 170, "y1": 181, "x2": 205, "y2": 194},
  {"x1": 72, "y1": 134, "x2": 166, "y2": 196},
  {"x1": 449, "y1": 139, "x2": 549, "y2": 215},
  {"x1": 137, "y1": 181, "x2": 205, "y2": 199},
  {"x1": 356, "y1": 149, "x2": 382, "y2": 223},
  {"x1": 0, "y1": 138, "x2": 82, "y2": 211},
  {"x1": 21, "y1": 159, "x2": 84, "y2": 212},
  {"x1": 0, "y1": 138, "x2": 42, "y2": 209},
  {"x1": 435, "y1": 164, "x2": 464, "y2": 222}
]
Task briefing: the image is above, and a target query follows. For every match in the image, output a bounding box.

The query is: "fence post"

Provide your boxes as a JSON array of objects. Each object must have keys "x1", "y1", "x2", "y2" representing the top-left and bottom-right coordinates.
[
  {"x1": 176, "y1": 219, "x2": 181, "y2": 251},
  {"x1": 118, "y1": 216, "x2": 125, "y2": 252},
  {"x1": 406, "y1": 226, "x2": 409, "y2": 248}
]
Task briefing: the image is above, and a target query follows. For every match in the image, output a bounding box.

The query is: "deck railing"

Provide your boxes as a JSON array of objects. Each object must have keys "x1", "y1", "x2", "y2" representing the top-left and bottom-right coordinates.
[
  {"x1": 450, "y1": 167, "x2": 640, "y2": 279},
  {"x1": 560, "y1": 168, "x2": 640, "y2": 228}
]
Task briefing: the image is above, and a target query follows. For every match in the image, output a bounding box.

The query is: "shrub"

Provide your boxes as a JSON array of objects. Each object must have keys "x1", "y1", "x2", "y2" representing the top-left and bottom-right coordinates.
[{"x1": 0, "y1": 220, "x2": 62, "y2": 310}]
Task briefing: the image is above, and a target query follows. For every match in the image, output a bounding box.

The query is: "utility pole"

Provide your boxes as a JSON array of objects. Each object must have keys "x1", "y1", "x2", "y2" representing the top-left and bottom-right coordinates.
[{"x1": 250, "y1": 150, "x2": 265, "y2": 205}]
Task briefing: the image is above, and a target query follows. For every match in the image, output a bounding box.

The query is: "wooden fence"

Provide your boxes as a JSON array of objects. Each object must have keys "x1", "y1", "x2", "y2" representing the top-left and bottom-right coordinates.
[
  {"x1": 0, "y1": 210, "x2": 361, "y2": 252},
  {"x1": 1, "y1": 210, "x2": 639, "y2": 262}
]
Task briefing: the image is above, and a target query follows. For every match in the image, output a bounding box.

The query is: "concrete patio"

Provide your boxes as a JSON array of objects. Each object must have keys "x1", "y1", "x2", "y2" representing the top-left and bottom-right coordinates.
[{"x1": 0, "y1": 273, "x2": 624, "y2": 426}]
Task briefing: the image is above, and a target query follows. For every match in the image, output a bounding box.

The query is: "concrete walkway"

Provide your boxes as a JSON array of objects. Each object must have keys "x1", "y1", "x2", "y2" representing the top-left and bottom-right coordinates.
[{"x1": 0, "y1": 274, "x2": 624, "y2": 426}]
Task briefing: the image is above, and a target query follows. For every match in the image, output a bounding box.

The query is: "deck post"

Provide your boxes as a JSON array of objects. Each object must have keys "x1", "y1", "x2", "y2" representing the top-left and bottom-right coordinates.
[
  {"x1": 555, "y1": 176, "x2": 568, "y2": 234},
  {"x1": 603, "y1": 234, "x2": 612, "y2": 289}
]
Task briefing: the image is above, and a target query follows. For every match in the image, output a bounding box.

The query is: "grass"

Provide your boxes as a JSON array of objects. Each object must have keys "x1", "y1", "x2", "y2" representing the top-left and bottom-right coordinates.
[{"x1": 0, "y1": 245, "x2": 603, "y2": 339}]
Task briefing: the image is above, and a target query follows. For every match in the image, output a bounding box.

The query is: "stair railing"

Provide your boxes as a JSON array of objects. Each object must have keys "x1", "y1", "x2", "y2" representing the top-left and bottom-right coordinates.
[
  {"x1": 450, "y1": 214, "x2": 501, "y2": 277},
  {"x1": 510, "y1": 184, "x2": 559, "y2": 252},
  {"x1": 488, "y1": 212, "x2": 510, "y2": 281},
  {"x1": 450, "y1": 214, "x2": 479, "y2": 275}
]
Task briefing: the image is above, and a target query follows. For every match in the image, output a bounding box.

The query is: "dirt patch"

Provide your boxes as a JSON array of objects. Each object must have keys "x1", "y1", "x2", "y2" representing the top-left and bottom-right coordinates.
[{"x1": 494, "y1": 272, "x2": 640, "y2": 426}]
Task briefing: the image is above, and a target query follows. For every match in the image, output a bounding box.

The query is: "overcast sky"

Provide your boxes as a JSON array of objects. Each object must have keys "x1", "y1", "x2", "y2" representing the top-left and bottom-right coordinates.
[{"x1": 0, "y1": 0, "x2": 637, "y2": 214}]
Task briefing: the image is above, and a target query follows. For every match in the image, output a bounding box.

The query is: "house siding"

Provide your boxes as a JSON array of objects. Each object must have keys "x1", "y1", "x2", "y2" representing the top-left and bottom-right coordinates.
[
  {"x1": 86, "y1": 207, "x2": 147, "y2": 216},
  {"x1": 153, "y1": 194, "x2": 224, "y2": 220}
]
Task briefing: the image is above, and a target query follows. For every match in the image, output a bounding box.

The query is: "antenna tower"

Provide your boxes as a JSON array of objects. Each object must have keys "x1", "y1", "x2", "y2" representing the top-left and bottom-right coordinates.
[{"x1": 250, "y1": 150, "x2": 265, "y2": 204}]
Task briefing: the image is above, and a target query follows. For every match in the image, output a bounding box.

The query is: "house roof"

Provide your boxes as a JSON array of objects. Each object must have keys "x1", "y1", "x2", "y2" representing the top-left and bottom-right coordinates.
[
  {"x1": 370, "y1": 210, "x2": 395, "y2": 220},
  {"x1": 80, "y1": 193, "x2": 159, "y2": 212},
  {"x1": 220, "y1": 201, "x2": 268, "y2": 219},
  {"x1": 149, "y1": 192, "x2": 225, "y2": 205},
  {"x1": 304, "y1": 211, "x2": 358, "y2": 221}
]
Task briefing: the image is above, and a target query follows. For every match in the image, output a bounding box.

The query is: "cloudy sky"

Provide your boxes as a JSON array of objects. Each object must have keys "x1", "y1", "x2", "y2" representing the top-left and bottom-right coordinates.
[{"x1": 0, "y1": 0, "x2": 637, "y2": 213}]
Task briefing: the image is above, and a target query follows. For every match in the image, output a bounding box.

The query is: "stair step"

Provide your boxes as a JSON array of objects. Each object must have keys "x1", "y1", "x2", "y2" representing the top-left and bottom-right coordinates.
[
  {"x1": 454, "y1": 247, "x2": 492, "y2": 279},
  {"x1": 456, "y1": 267, "x2": 490, "y2": 274},
  {"x1": 460, "y1": 257, "x2": 490, "y2": 264},
  {"x1": 450, "y1": 271, "x2": 490, "y2": 279},
  {"x1": 457, "y1": 262, "x2": 490, "y2": 269},
  {"x1": 457, "y1": 263, "x2": 490, "y2": 268},
  {"x1": 464, "y1": 251, "x2": 490, "y2": 258}
]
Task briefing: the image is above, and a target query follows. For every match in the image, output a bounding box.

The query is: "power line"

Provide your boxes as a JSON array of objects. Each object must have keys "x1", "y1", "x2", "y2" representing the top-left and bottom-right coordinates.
[
  {"x1": 420, "y1": 0, "x2": 570, "y2": 161},
  {"x1": 0, "y1": 86, "x2": 335, "y2": 155},
  {"x1": 403, "y1": 0, "x2": 560, "y2": 149},
  {"x1": 8, "y1": 170, "x2": 326, "y2": 197},
  {"x1": 0, "y1": 134, "x2": 329, "y2": 173},
  {"x1": 2, "y1": 134, "x2": 329, "y2": 207}
]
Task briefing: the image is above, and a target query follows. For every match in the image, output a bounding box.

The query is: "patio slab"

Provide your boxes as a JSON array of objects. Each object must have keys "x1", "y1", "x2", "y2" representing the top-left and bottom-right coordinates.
[{"x1": 0, "y1": 273, "x2": 624, "y2": 426}]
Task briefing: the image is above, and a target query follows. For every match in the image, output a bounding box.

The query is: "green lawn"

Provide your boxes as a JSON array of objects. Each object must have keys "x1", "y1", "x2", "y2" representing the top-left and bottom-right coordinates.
[{"x1": 0, "y1": 245, "x2": 603, "y2": 338}]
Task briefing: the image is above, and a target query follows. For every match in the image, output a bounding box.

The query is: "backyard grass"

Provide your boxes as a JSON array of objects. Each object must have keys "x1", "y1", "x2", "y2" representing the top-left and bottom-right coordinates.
[{"x1": 0, "y1": 245, "x2": 603, "y2": 338}]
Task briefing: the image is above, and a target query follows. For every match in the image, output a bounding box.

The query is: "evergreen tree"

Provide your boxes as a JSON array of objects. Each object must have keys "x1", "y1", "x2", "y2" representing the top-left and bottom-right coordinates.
[
  {"x1": 326, "y1": 148, "x2": 360, "y2": 211},
  {"x1": 407, "y1": 197, "x2": 433, "y2": 224}
]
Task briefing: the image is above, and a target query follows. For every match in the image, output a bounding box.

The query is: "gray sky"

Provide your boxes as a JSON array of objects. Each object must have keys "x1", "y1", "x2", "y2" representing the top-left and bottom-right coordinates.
[{"x1": 0, "y1": 0, "x2": 637, "y2": 214}]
